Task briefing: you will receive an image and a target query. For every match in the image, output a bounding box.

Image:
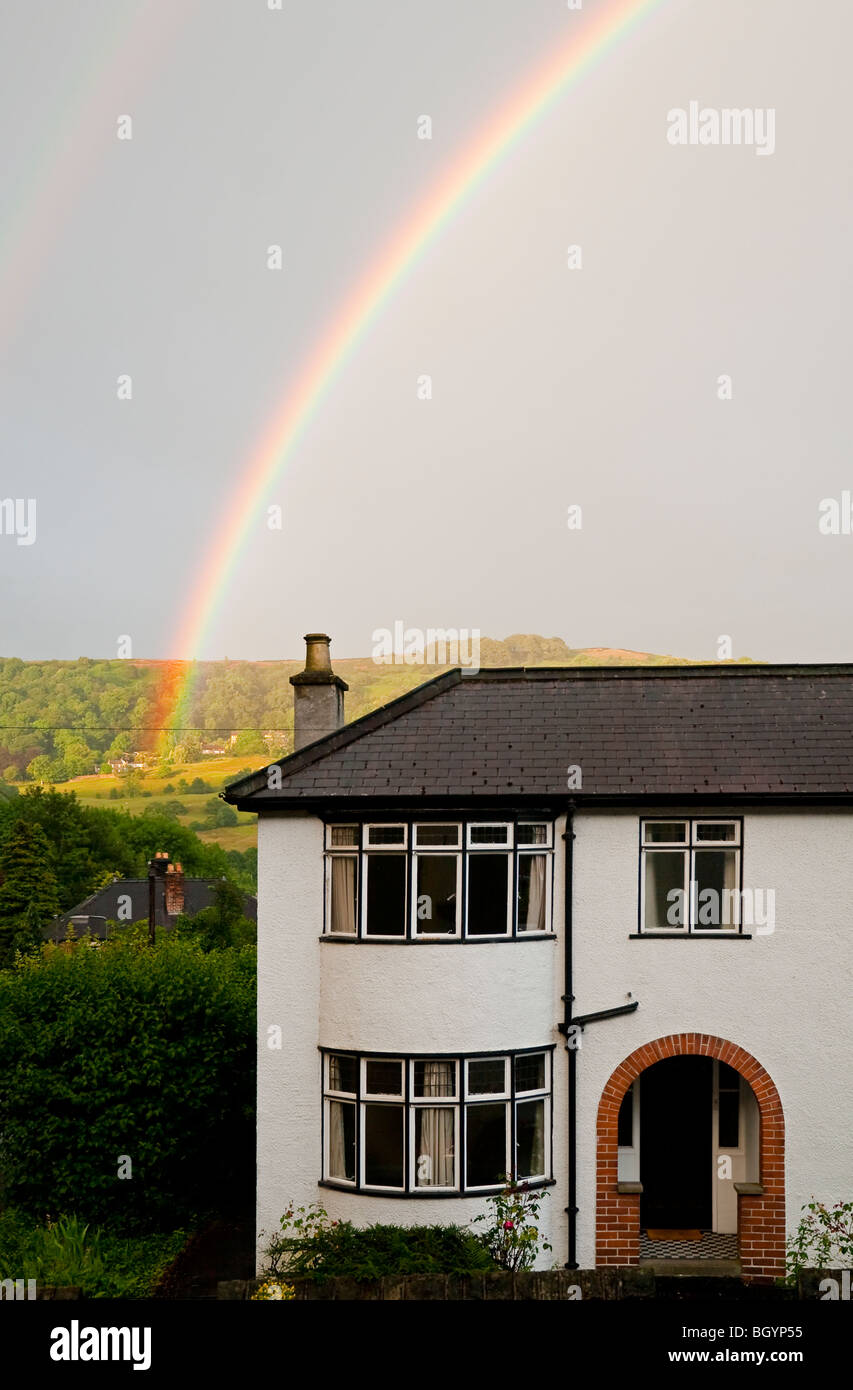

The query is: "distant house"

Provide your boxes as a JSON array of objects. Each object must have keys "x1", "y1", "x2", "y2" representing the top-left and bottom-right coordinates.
[{"x1": 47, "y1": 857, "x2": 257, "y2": 942}]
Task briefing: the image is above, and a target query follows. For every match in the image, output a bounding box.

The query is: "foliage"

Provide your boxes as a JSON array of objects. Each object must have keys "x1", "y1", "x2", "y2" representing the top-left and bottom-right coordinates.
[
  {"x1": 786, "y1": 1200, "x2": 853, "y2": 1280},
  {"x1": 0, "y1": 821, "x2": 59, "y2": 965},
  {"x1": 0, "y1": 935, "x2": 256, "y2": 1231},
  {"x1": 470, "y1": 1176, "x2": 552, "y2": 1272},
  {"x1": 0, "y1": 786, "x2": 240, "y2": 918},
  {"x1": 175, "y1": 878, "x2": 256, "y2": 951},
  {"x1": 0, "y1": 1207, "x2": 187, "y2": 1298},
  {"x1": 262, "y1": 1204, "x2": 497, "y2": 1283}
]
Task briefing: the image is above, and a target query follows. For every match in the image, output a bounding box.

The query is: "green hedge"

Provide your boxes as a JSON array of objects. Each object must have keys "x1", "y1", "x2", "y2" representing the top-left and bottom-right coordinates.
[
  {"x1": 265, "y1": 1221, "x2": 497, "y2": 1282},
  {"x1": 0, "y1": 1208, "x2": 187, "y2": 1299},
  {"x1": 0, "y1": 937, "x2": 255, "y2": 1231}
]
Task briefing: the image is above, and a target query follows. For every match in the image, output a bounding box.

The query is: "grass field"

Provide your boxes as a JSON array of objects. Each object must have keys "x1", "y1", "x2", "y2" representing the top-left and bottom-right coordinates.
[{"x1": 19, "y1": 756, "x2": 266, "y2": 853}]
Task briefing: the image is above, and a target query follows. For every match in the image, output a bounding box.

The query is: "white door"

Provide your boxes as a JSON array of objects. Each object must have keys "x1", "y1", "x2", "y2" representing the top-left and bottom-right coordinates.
[{"x1": 712, "y1": 1060, "x2": 747, "y2": 1233}]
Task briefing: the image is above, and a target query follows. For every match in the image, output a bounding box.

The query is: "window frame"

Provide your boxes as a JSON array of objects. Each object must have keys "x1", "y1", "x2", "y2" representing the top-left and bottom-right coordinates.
[
  {"x1": 639, "y1": 817, "x2": 743, "y2": 935},
  {"x1": 323, "y1": 817, "x2": 556, "y2": 941},
  {"x1": 320, "y1": 1047, "x2": 554, "y2": 1195}
]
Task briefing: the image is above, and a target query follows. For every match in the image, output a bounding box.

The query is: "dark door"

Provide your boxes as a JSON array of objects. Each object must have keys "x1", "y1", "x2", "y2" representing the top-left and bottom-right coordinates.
[{"x1": 640, "y1": 1056, "x2": 712, "y2": 1229}]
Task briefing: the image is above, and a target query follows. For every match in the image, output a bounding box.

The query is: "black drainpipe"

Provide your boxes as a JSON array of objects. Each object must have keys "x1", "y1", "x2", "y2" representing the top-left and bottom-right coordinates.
[{"x1": 561, "y1": 801, "x2": 578, "y2": 1269}]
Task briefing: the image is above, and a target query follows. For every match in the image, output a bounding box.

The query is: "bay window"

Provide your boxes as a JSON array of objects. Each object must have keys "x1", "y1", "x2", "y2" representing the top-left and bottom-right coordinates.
[
  {"x1": 324, "y1": 820, "x2": 554, "y2": 939},
  {"x1": 322, "y1": 1048, "x2": 552, "y2": 1193}
]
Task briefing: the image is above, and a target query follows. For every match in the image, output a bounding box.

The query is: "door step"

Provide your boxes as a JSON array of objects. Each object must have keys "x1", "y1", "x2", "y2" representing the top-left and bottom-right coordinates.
[{"x1": 640, "y1": 1259, "x2": 741, "y2": 1277}]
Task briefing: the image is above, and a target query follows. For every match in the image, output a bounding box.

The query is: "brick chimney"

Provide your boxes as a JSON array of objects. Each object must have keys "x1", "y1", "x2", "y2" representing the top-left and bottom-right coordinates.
[
  {"x1": 289, "y1": 633, "x2": 348, "y2": 751},
  {"x1": 165, "y1": 861, "x2": 185, "y2": 916}
]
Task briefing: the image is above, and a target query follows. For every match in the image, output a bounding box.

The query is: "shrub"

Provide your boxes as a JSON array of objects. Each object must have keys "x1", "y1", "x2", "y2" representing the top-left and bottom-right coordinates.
[
  {"x1": 0, "y1": 1207, "x2": 186, "y2": 1299},
  {"x1": 0, "y1": 936, "x2": 256, "y2": 1231},
  {"x1": 262, "y1": 1204, "x2": 496, "y2": 1283},
  {"x1": 470, "y1": 1176, "x2": 553, "y2": 1271},
  {"x1": 787, "y1": 1200, "x2": 853, "y2": 1280}
]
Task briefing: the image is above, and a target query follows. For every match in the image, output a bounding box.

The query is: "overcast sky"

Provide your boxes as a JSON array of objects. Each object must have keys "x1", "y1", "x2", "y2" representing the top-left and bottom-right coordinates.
[{"x1": 1, "y1": 0, "x2": 851, "y2": 663}]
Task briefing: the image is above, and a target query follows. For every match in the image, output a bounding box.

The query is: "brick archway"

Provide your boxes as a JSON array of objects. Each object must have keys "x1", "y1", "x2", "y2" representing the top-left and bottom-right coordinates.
[{"x1": 596, "y1": 1034, "x2": 785, "y2": 1283}]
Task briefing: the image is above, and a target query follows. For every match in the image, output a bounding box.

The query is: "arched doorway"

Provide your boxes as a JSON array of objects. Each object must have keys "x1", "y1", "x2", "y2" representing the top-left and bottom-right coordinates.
[{"x1": 596, "y1": 1034, "x2": 785, "y2": 1282}]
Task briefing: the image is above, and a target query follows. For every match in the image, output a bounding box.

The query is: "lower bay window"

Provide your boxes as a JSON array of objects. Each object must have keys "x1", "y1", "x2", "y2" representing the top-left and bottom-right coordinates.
[
  {"x1": 324, "y1": 819, "x2": 554, "y2": 939},
  {"x1": 322, "y1": 1048, "x2": 552, "y2": 1194}
]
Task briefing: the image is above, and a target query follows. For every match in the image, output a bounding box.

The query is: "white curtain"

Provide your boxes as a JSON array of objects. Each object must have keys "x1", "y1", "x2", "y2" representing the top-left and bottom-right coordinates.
[
  {"x1": 329, "y1": 1101, "x2": 351, "y2": 1179},
  {"x1": 417, "y1": 1108, "x2": 455, "y2": 1186},
  {"x1": 330, "y1": 857, "x2": 357, "y2": 934},
  {"x1": 521, "y1": 856, "x2": 546, "y2": 932},
  {"x1": 416, "y1": 1061, "x2": 455, "y2": 1186}
]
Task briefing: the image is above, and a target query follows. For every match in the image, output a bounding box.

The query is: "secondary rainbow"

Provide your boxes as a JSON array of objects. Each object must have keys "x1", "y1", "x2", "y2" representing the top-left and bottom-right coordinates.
[{"x1": 163, "y1": 0, "x2": 666, "y2": 736}]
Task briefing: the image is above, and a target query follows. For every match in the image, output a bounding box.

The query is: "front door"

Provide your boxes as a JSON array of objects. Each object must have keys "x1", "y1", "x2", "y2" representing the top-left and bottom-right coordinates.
[{"x1": 639, "y1": 1056, "x2": 713, "y2": 1229}]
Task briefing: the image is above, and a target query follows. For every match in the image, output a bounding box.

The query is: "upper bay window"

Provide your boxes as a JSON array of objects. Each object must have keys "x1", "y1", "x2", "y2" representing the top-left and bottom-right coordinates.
[
  {"x1": 324, "y1": 820, "x2": 554, "y2": 940},
  {"x1": 640, "y1": 819, "x2": 742, "y2": 933}
]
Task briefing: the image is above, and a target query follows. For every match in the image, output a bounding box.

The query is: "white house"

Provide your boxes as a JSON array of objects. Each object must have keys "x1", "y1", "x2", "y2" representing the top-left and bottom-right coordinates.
[{"x1": 225, "y1": 636, "x2": 853, "y2": 1283}]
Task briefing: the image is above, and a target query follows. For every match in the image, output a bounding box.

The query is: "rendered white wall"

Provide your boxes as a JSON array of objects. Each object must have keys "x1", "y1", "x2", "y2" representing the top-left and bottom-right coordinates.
[{"x1": 571, "y1": 808, "x2": 853, "y2": 1268}]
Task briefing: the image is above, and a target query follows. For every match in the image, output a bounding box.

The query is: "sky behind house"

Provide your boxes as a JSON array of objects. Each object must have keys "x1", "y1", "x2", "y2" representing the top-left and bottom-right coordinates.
[{"x1": 1, "y1": 0, "x2": 851, "y2": 663}]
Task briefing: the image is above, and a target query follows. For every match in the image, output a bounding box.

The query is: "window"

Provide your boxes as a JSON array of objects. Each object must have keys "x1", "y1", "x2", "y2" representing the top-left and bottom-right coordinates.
[
  {"x1": 640, "y1": 819, "x2": 742, "y2": 933},
  {"x1": 322, "y1": 1049, "x2": 552, "y2": 1193},
  {"x1": 324, "y1": 819, "x2": 554, "y2": 939}
]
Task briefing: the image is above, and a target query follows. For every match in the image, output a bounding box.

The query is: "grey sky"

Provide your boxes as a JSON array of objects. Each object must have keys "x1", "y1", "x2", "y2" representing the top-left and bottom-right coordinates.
[{"x1": 1, "y1": 0, "x2": 851, "y2": 662}]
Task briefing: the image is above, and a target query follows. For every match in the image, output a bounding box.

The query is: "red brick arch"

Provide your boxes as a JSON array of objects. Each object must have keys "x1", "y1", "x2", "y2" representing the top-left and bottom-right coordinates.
[{"x1": 596, "y1": 1034, "x2": 785, "y2": 1283}]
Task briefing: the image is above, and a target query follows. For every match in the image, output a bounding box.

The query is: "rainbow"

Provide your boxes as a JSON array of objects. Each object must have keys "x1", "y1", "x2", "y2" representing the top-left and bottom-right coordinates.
[{"x1": 163, "y1": 0, "x2": 665, "y2": 741}]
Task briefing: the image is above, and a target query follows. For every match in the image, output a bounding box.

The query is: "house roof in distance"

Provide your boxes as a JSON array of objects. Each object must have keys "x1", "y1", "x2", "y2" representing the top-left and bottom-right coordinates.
[
  {"x1": 224, "y1": 664, "x2": 853, "y2": 807},
  {"x1": 48, "y1": 879, "x2": 258, "y2": 941}
]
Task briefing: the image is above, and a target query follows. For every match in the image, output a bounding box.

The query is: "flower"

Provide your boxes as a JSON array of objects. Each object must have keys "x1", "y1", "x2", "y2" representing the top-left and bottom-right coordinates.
[{"x1": 503, "y1": 1220, "x2": 514, "y2": 1230}]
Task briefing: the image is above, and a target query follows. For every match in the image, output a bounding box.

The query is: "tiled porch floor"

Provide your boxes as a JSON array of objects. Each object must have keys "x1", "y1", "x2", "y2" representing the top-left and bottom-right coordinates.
[{"x1": 639, "y1": 1231, "x2": 738, "y2": 1261}]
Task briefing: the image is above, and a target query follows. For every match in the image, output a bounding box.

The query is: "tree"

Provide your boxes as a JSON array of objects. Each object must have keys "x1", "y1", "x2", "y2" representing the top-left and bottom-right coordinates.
[
  {"x1": 176, "y1": 878, "x2": 255, "y2": 951},
  {"x1": 0, "y1": 821, "x2": 59, "y2": 965}
]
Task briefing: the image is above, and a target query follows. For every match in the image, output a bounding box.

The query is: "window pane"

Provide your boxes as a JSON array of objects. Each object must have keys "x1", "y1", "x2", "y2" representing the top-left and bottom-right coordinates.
[
  {"x1": 365, "y1": 1059, "x2": 403, "y2": 1095},
  {"x1": 719, "y1": 1061, "x2": 740, "y2": 1088},
  {"x1": 718, "y1": 1090, "x2": 740, "y2": 1148},
  {"x1": 366, "y1": 854, "x2": 406, "y2": 935},
  {"x1": 517, "y1": 824, "x2": 548, "y2": 845},
  {"x1": 364, "y1": 1105, "x2": 404, "y2": 1187},
  {"x1": 329, "y1": 1054, "x2": 357, "y2": 1094},
  {"x1": 694, "y1": 850, "x2": 738, "y2": 928},
  {"x1": 516, "y1": 1099, "x2": 545, "y2": 1179},
  {"x1": 644, "y1": 851, "x2": 685, "y2": 929},
  {"x1": 617, "y1": 1086, "x2": 633, "y2": 1147},
  {"x1": 329, "y1": 856, "x2": 357, "y2": 934},
  {"x1": 367, "y1": 825, "x2": 405, "y2": 845},
  {"x1": 696, "y1": 822, "x2": 737, "y2": 842},
  {"x1": 466, "y1": 1103, "x2": 507, "y2": 1187},
  {"x1": 517, "y1": 855, "x2": 547, "y2": 932},
  {"x1": 468, "y1": 1058, "x2": 506, "y2": 1095},
  {"x1": 415, "y1": 855, "x2": 458, "y2": 934},
  {"x1": 329, "y1": 825, "x2": 358, "y2": 847},
  {"x1": 415, "y1": 824, "x2": 459, "y2": 846},
  {"x1": 415, "y1": 1108, "x2": 456, "y2": 1187},
  {"x1": 414, "y1": 1060, "x2": 455, "y2": 1097},
  {"x1": 470, "y1": 825, "x2": 510, "y2": 845},
  {"x1": 328, "y1": 1100, "x2": 356, "y2": 1181},
  {"x1": 467, "y1": 854, "x2": 509, "y2": 935},
  {"x1": 514, "y1": 1053, "x2": 545, "y2": 1093},
  {"x1": 644, "y1": 822, "x2": 687, "y2": 844}
]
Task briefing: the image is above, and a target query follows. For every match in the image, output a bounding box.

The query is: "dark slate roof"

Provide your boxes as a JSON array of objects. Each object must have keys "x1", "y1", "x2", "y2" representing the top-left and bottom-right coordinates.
[
  {"x1": 224, "y1": 665, "x2": 853, "y2": 806},
  {"x1": 48, "y1": 879, "x2": 257, "y2": 942}
]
